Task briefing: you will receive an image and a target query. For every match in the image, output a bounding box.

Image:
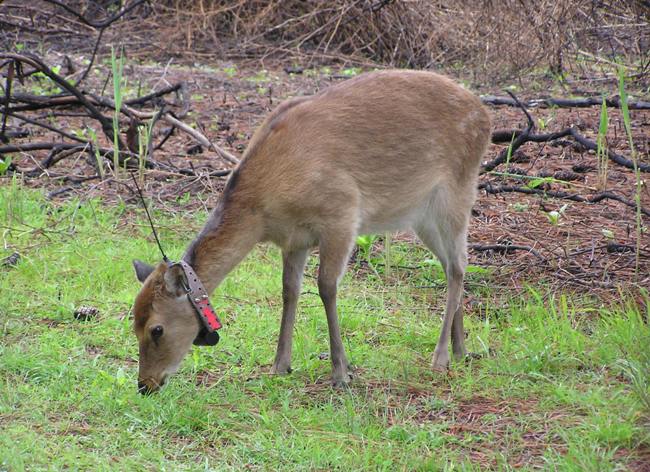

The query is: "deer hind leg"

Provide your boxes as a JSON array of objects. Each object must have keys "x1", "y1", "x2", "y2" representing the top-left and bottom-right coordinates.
[
  {"x1": 415, "y1": 191, "x2": 470, "y2": 370},
  {"x1": 318, "y1": 229, "x2": 356, "y2": 387},
  {"x1": 271, "y1": 248, "x2": 309, "y2": 375}
]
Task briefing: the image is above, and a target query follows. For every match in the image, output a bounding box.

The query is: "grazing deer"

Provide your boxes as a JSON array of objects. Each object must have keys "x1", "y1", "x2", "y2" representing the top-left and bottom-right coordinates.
[{"x1": 132, "y1": 70, "x2": 492, "y2": 393}]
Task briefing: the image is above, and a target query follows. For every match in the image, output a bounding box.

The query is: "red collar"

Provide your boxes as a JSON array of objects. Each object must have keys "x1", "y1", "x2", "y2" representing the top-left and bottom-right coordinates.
[{"x1": 168, "y1": 259, "x2": 222, "y2": 346}]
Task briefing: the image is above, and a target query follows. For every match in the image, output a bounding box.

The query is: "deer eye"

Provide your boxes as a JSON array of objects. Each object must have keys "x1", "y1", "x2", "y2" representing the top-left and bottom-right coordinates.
[{"x1": 151, "y1": 325, "x2": 163, "y2": 340}]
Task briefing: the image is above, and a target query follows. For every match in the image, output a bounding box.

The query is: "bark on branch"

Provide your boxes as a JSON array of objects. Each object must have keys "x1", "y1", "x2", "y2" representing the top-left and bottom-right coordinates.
[
  {"x1": 487, "y1": 127, "x2": 650, "y2": 173},
  {"x1": 478, "y1": 182, "x2": 650, "y2": 217},
  {"x1": 482, "y1": 95, "x2": 650, "y2": 110}
]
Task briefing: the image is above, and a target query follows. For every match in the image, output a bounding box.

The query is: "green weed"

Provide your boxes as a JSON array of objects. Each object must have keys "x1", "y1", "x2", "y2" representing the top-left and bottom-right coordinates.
[
  {"x1": 618, "y1": 67, "x2": 643, "y2": 276},
  {"x1": 0, "y1": 155, "x2": 12, "y2": 175},
  {"x1": 110, "y1": 46, "x2": 126, "y2": 177}
]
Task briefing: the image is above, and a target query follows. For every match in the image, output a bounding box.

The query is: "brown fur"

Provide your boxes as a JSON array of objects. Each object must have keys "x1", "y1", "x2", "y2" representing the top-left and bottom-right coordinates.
[{"x1": 133, "y1": 70, "x2": 491, "y2": 392}]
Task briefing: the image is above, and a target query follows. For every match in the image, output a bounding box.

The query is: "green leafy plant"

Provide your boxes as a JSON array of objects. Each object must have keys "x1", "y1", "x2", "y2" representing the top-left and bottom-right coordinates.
[
  {"x1": 247, "y1": 69, "x2": 269, "y2": 83},
  {"x1": 341, "y1": 67, "x2": 362, "y2": 77},
  {"x1": 355, "y1": 234, "x2": 377, "y2": 264},
  {"x1": 526, "y1": 176, "x2": 553, "y2": 189},
  {"x1": 545, "y1": 204, "x2": 568, "y2": 225},
  {"x1": 537, "y1": 116, "x2": 553, "y2": 130},
  {"x1": 137, "y1": 115, "x2": 156, "y2": 187},
  {"x1": 618, "y1": 67, "x2": 642, "y2": 275},
  {"x1": 383, "y1": 233, "x2": 392, "y2": 278},
  {"x1": 511, "y1": 202, "x2": 529, "y2": 212},
  {"x1": 504, "y1": 131, "x2": 516, "y2": 170},
  {"x1": 111, "y1": 46, "x2": 126, "y2": 177},
  {"x1": 0, "y1": 155, "x2": 12, "y2": 175},
  {"x1": 601, "y1": 228, "x2": 615, "y2": 241},
  {"x1": 223, "y1": 66, "x2": 237, "y2": 77},
  {"x1": 29, "y1": 70, "x2": 60, "y2": 96}
]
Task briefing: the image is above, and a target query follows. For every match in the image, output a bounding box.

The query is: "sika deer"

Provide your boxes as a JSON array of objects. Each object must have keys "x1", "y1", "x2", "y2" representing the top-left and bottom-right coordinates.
[{"x1": 132, "y1": 70, "x2": 492, "y2": 393}]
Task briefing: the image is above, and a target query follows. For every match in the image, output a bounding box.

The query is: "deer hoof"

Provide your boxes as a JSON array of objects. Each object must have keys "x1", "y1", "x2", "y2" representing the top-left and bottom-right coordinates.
[
  {"x1": 332, "y1": 374, "x2": 352, "y2": 389},
  {"x1": 270, "y1": 364, "x2": 292, "y2": 375},
  {"x1": 331, "y1": 366, "x2": 353, "y2": 388},
  {"x1": 432, "y1": 350, "x2": 450, "y2": 372}
]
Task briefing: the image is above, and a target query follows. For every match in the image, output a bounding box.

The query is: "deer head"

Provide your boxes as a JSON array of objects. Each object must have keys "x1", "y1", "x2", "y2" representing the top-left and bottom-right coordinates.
[{"x1": 132, "y1": 260, "x2": 203, "y2": 394}]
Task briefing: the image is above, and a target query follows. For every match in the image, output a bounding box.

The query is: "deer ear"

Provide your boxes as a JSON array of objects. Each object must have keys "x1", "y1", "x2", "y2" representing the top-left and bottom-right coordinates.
[
  {"x1": 163, "y1": 264, "x2": 188, "y2": 297},
  {"x1": 133, "y1": 260, "x2": 155, "y2": 283}
]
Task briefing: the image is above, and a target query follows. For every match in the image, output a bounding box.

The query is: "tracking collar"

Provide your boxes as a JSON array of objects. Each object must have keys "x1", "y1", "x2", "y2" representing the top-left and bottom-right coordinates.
[{"x1": 168, "y1": 259, "x2": 222, "y2": 346}]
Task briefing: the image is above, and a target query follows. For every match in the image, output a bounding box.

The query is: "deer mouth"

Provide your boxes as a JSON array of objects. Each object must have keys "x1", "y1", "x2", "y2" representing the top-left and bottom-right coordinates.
[{"x1": 137, "y1": 375, "x2": 166, "y2": 395}]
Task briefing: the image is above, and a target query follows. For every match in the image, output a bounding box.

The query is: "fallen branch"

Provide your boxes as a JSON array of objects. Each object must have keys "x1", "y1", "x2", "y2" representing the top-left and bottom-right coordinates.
[
  {"x1": 470, "y1": 243, "x2": 544, "y2": 260},
  {"x1": 7, "y1": 83, "x2": 183, "y2": 112},
  {"x1": 0, "y1": 52, "x2": 127, "y2": 152},
  {"x1": 6, "y1": 110, "x2": 87, "y2": 143},
  {"x1": 1, "y1": 60, "x2": 13, "y2": 143},
  {"x1": 488, "y1": 127, "x2": 650, "y2": 173},
  {"x1": 482, "y1": 91, "x2": 534, "y2": 173},
  {"x1": 87, "y1": 93, "x2": 240, "y2": 165},
  {"x1": 568, "y1": 127, "x2": 650, "y2": 173},
  {"x1": 491, "y1": 128, "x2": 571, "y2": 144},
  {"x1": 1, "y1": 140, "x2": 232, "y2": 179},
  {"x1": 0, "y1": 141, "x2": 140, "y2": 175},
  {"x1": 2, "y1": 62, "x2": 239, "y2": 167},
  {"x1": 0, "y1": 142, "x2": 86, "y2": 153},
  {"x1": 40, "y1": 0, "x2": 147, "y2": 29},
  {"x1": 482, "y1": 95, "x2": 650, "y2": 110},
  {"x1": 162, "y1": 113, "x2": 240, "y2": 165},
  {"x1": 124, "y1": 83, "x2": 183, "y2": 107},
  {"x1": 478, "y1": 182, "x2": 650, "y2": 217}
]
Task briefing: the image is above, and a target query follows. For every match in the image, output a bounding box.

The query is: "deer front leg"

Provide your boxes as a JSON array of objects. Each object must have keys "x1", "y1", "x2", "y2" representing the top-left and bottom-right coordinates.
[
  {"x1": 270, "y1": 248, "x2": 309, "y2": 375},
  {"x1": 318, "y1": 232, "x2": 355, "y2": 387}
]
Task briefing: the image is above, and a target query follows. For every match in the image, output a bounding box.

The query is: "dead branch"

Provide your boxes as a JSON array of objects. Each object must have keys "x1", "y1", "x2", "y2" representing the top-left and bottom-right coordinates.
[
  {"x1": 125, "y1": 83, "x2": 183, "y2": 107},
  {"x1": 0, "y1": 60, "x2": 13, "y2": 143},
  {"x1": 73, "y1": 26, "x2": 106, "y2": 86},
  {"x1": 0, "y1": 53, "x2": 127, "y2": 152},
  {"x1": 0, "y1": 142, "x2": 87, "y2": 153},
  {"x1": 568, "y1": 127, "x2": 650, "y2": 173},
  {"x1": 491, "y1": 128, "x2": 572, "y2": 144},
  {"x1": 162, "y1": 113, "x2": 240, "y2": 165},
  {"x1": 0, "y1": 141, "x2": 138, "y2": 175},
  {"x1": 40, "y1": 0, "x2": 147, "y2": 29},
  {"x1": 470, "y1": 243, "x2": 544, "y2": 259},
  {"x1": 481, "y1": 95, "x2": 650, "y2": 110},
  {"x1": 6, "y1": 83, "x2": 182, "y2": 113},
  {"x1": 478, "y1": 182, "x2": 650, "y2": 217},
  {"x1": 3, "y1": 75, "x2": 239, "y2": 166},
  {"x1": 6, "y1": 110, "x2": 87, "y2": 143},
  {"x1": 482, "y1": 91, "x2": 534, "y2": 173},
  {"x1": 85, "y1": 92, "x2": 240, "y2": 165},
  {"x1": 488, "y1": 127, "x2": 650, "y2": 173}
]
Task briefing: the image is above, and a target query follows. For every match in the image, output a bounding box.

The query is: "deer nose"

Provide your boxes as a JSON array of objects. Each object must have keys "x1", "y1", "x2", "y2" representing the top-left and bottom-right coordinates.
[{"x1": 138, "y1": 380, "x2": 153, "y2": 395}]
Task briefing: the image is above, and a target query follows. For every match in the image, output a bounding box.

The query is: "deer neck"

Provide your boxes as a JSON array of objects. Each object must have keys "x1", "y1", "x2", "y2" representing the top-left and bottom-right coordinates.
[{"x1": 182, "y1": 197, "x2": 261, "y2": 294}]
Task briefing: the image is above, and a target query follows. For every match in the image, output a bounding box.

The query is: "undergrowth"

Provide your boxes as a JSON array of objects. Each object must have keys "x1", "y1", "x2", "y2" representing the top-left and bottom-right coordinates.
[{"x1": 0, "y1": 185, "x2": 648, "y2": 470}]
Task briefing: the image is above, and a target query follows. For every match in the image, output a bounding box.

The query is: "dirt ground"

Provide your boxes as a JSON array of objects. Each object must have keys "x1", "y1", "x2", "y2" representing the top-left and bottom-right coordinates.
[{"x1": 3, "y1": 56, "x2": 650, "y2": 303}]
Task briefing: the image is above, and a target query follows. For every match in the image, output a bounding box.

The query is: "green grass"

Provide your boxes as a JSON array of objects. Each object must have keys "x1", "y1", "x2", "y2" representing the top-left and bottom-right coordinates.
[{"x1": 1, "y1": 184, "x2": 649, "y2": 471}]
